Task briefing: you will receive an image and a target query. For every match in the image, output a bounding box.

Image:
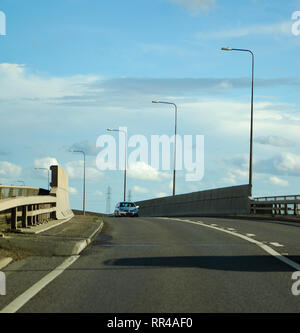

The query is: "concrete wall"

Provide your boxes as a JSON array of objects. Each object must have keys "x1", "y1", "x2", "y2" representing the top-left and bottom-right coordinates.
[
  {"x1": 136, "y1": 184, "x2": 251, "y2": 217},
  {"x1": 50, "y1": 165, "x2": 74, "y2": 220}
]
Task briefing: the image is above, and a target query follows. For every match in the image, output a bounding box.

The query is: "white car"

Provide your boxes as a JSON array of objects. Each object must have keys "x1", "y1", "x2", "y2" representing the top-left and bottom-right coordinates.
[{"x1": 114, "y1": 202, "x2": 139, "y2": 217}]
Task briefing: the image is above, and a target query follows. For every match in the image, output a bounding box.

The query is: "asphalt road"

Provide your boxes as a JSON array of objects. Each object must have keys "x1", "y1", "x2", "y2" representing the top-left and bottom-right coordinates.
[{"x1": 1, "y1": 216, "x2": 300, "y2": 313}]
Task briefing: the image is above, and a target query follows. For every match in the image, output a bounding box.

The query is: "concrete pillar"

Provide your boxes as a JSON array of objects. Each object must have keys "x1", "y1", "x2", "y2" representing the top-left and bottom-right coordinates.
[
  {"x1": 31, "y1": 205, "x2": 36, "y2": 225},
  {"x1": 294, "y1": 204, "x2": 298, "y2": 216},
  {"x1": 11, "y1": 207, "x2": 17, "y2": 230},
  {"x1": 21, "y1": 205, "x2": 28, "y2": 228},
  {"x1": 36, "y1": 204, "x2": 40, "y2": 224},
  {"x1": 284, "y1": 204, "x2": 288, "y2": 216},
  {"x1": 28, "y1": 205, "x2": 33, "y2": 226}
]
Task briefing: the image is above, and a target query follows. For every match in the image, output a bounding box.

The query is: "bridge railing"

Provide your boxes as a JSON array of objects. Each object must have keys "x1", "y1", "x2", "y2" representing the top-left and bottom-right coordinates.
[
  {"x1": 250, "y1": 195, "x2": 300, "y2": 216},
  {"x1": 0, "y1": 186, "x2": 57, "y2": 231},
  {"x1": 0, "y1": 165, "x2": 74, "y2": 231},
  {"x1": 0, "y1": 185, "x2": 48, "y2": 200}
]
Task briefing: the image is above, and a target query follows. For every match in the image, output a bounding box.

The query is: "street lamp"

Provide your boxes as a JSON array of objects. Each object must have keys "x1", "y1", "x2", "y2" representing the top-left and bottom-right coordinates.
[
  {"x1": 107, "y1": 128, "x2": 127, "y2": 201},
  {"x1": 152, "y1": 100, "x2": 178, "y2": 196},
  {"x1": 34, "y1": 167, "x2": 50, "y2": 190},
  {"x1": 70, "y1": 149, "x2": 86, "y2": 215},
  {"x1": 221, "y1": 47, "x2": 254, "y2": 196}
]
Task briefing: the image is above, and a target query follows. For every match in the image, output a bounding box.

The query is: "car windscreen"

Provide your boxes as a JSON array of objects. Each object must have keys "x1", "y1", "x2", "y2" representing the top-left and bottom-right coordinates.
[{"x1": 120, "y1": 202, "x2": 135, "y2": 207}]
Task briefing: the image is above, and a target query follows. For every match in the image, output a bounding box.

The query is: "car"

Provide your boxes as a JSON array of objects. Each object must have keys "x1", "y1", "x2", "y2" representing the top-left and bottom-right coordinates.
[{"x1": 114, "y1": 201, "x2": 139, "y2": 217}]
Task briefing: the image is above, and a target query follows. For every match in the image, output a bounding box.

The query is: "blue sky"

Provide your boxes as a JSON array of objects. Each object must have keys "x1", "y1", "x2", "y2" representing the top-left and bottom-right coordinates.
[{"x1": 0, "y1": 0, "x2": 300, "y2": 213}]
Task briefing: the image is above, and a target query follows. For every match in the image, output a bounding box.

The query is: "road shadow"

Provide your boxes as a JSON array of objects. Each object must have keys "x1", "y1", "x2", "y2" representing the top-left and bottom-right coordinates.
[{"x1": 103, "y1": 255, "x2": 299, "y2": 272}]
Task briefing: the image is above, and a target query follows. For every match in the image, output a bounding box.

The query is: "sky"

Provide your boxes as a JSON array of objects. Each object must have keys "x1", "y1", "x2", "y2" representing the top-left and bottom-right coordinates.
[{"x1": 0, "y1": 0, "x2": 300, "y2": 213}]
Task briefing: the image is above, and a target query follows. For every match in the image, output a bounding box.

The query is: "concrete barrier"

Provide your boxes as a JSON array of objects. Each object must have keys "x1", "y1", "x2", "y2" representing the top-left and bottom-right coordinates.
[
  {"x1": 50, "y1": 165, "x2": 74, "y2": 220},
  {"x1": 136, "y1": 184, "x2": 251, "y2": 217}
]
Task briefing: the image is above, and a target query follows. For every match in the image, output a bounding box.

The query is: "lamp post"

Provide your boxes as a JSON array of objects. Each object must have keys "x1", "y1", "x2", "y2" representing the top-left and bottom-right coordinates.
[
  {"x1": 70, "y1": 149, "x2": 86, "y2": 215},
  {"x1": 152, "y1": 100, "x2": 177, "y2": 196},
  {"x1": 34, "y1": 167, "x2": 50, "y2": 190},
  {"x1": 107, "y1": 128, "x2": 127, "y2": 202},
  {"x1": 221, "y1": 47, "x2": 254, "y2": 196}
]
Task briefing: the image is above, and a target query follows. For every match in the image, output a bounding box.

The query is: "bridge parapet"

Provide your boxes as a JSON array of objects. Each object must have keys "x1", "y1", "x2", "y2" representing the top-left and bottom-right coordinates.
[
  {"x1": 0, "y1": 165, "x2": 73, "y2": 231},
  {"x1": 251, "y1": 195, "x2": 300, "y2": 216},
  {"x1": 136, "y1": 185, "x2": 251, "y2": 217},
  {"x1": 0, "y1": 186, "x2": 40, "y2": 200}
]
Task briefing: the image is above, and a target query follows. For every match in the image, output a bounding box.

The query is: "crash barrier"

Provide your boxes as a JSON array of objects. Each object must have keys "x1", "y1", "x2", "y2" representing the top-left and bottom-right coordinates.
[
  {"x1": 136, "y1": 184, "x2": 251, "y2": 217},
  {"x1": 0, "y1": 165, "x2": 73, "y2": 231},
  {"x1": 251, "y1": 195, "x2": 300, "y2": 216}
]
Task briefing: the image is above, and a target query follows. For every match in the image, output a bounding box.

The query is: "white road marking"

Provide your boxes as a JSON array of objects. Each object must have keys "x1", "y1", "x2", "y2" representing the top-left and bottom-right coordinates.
[
  {"x1": 227, "y1": 228, "x2": 236, "y2": 231},
  {"x1": 246, "y1": 234, "x2": 256, "y2": 237},
  {"x1": 169, "y1": 218, "x2": 300, "y2": 272},
  {"x1": 0, "y1": 255, "x2": 80, "y2": 313},
  {"x1": 269, "y1": 242, "x2": 284, "y2": 247}
]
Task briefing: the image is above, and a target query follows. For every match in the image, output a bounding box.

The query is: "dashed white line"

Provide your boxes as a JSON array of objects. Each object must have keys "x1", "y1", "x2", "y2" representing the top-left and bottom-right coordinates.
[
  {"x1": 269, "y1": 242, "x2": 284, "y2": 247},
  {"x1": 169, "y1": 218, "x2": 300, "y2": 272}
]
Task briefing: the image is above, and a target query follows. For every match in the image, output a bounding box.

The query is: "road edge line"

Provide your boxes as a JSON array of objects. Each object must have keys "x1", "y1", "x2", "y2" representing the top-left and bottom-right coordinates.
[
  {"x1": 169, "y1": 218, "x2": 300, "y2": 272},
  {"x1": 0, "y1": 255, "x2": 80, "y2": 313}
]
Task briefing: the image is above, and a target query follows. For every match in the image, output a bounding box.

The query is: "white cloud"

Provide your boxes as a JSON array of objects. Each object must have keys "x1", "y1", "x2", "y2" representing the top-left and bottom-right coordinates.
[
  {"x1": 250, "y1": 152, "x2": 300, "y2": 179},
  {"x1": 220, "y1": 168, "x2": 248, "y2": 186},
  {"x1": 0, "y1": 63, "x2": 299, "y2": 200},
  {"x1": 133, "y1": 185, "x2": 149, "y2": 194},
  {"x1": 195, "y1": 21, "x2": 292, "y2": 39},
  {"x1": 181, "y1": 99, "x2": 300, "y2": 144},
  {"x1": 254, "y1": 136, "x2": 294, "y2": 148},
  {"x1": 274, "y1": 153, "x2": 300, "y2": 176},
  {"x1": 155, "y1": 192, "x2": 169, "y2": 198},
  {"x1": 34, "y1": 157, "x2": 59, "y2": 170},
  {"x1": 69, "y1": 141, "x2": 100, "y2": 156},
  {"x1": 69, "y1": 186, "x2": 78, "y2": 195},
  {"x1": 269, "y1": 176, "x2": 289, "y2": 187},
  {"x1": 128, "y1": 161, "x2": 171, "y2": 181},
  {"x1": 0, "y1": 161, "x2": 22, "y2": 181},
  {"x1": 95, "y1": 190, "x2": 103, "y2": 196},
  {"x1": 219, "y1": 155, "x2": 249, "y2": 185},
  {"x1": 64, "y1": 160, "x2": 104, "y2": 182},
  {"x1": 0, "y1": 63, "x2": 100, "y2": 101}
]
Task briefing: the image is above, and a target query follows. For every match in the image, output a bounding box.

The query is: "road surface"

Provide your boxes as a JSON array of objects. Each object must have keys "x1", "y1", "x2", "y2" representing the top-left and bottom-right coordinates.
[{"x1": 1, "y1": 216, "x2": 300, "y2": 313}]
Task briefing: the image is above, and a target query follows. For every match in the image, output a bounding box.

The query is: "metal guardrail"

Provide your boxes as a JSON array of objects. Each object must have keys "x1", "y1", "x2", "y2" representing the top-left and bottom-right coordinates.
[
  {"x1": 251, "y1": 195, "x2": 300, "y2": 216},
  {"x1": 0, "y1": 186, "x2": 56, "y2": 231}
]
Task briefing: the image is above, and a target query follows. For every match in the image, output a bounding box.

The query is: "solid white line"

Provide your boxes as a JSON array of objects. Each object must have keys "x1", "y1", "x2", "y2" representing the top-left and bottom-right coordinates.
[
  {"x1": 170, "y1": 218, "x2": 300, "y2": 272},
  {"x1": 0, "y1": 255, "x2": 80, "y2": 313},
  {"x1": 246, "y1": 234, "x2": 256, "y2": 237},
  {"x1": 0, "y1": 257, "x2": 13, "y2": 270}
]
